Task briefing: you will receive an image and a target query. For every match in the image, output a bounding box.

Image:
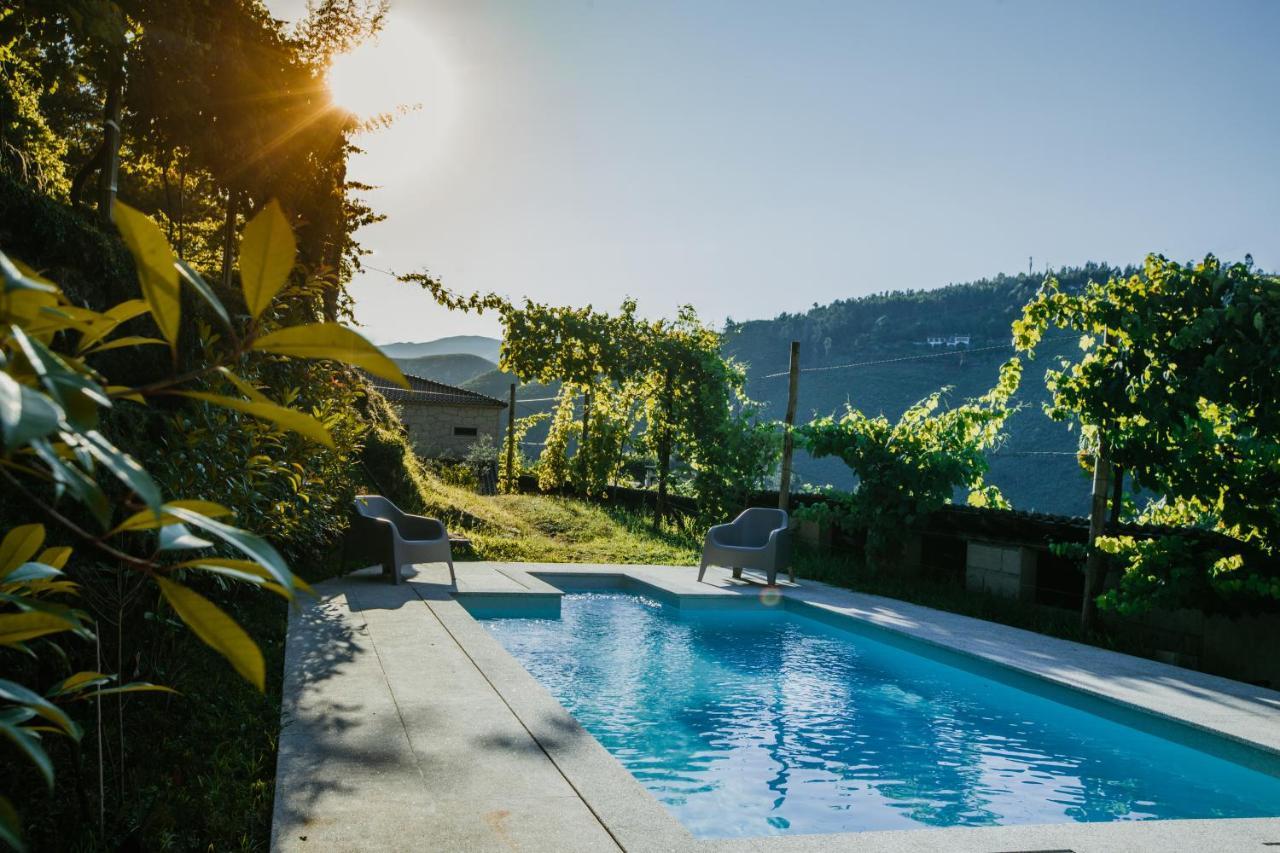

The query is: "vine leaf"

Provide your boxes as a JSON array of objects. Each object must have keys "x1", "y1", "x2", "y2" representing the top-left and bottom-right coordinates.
[
  {"x1": 239, "y1": 200, "x2": 295, "y2": 320},
  {"x1": 156, "y1": 577, "x2": 265, "y2": 690}
]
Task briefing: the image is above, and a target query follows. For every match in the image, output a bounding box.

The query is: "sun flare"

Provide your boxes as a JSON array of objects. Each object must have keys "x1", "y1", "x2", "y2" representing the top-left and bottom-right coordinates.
[{"x1": 326, "y1": 23, "x2": 438, "y2": 119}]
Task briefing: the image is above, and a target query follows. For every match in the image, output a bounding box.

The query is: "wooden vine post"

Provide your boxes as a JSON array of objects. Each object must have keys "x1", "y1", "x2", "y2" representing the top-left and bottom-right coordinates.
[
  {"x1": 1081, "y1": 330, "x2": 1111, "y2": 634},
  {"x1": 778, "y1": 341, "x2": 800, "y2": 513},
  {"x1": 580, "y1": 385, "x2": 592, "y2": 485},
  {"x1": 505, "y1": 382, "x2": 517, "y2": 493}
]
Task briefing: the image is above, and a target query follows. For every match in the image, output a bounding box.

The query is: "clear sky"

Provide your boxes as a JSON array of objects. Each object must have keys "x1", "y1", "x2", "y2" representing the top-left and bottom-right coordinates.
[{"x1": 269, "y1": 0, "x2": 1280, "y2": 345}]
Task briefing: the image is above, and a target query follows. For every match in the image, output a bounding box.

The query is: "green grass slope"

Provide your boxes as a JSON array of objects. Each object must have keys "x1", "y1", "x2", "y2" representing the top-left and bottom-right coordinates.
[{"x1": 413, "y1": 472, "x2": 698, "y2": 565}]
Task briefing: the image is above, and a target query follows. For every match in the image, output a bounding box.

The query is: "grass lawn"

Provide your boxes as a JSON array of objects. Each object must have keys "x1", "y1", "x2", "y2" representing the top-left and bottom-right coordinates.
[{"x1": 414, "y1": 474, "x2": 701, "y2": 565}]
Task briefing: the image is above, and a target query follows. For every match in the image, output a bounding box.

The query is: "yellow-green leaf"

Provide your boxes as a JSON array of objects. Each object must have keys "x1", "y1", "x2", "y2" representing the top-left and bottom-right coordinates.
[
  {"x1": 110, "y1": 500, "x2": 234, "y2": 536},
  {"x1": 82, "y1": 336, "x2": 169, "y2": 355},
  {"x1": 252, "y1": 324, "x2": 408, "y2": 388},
  {"x1": 0, "y1": 612, "x2": 75, "y2": 646},
  {"x1": 35, "y1": 547, "x2": 71, "y2": 570},
  {"x1": 217, "y1": 367, "x2": 270, "y2": 404},
  {"x1": 0, "y1": 525, "x2": 45, "y2": 575},
  {"x1": 48, "y1": 671, "x2": 112, "y2": 697},
  {"x1": 239, "y1": 199, "x2": 296, "y2": 320},
  {"x1": 83, "y1": 682, "x2": 179, "y2": 699},
  {"x1": 113, "y1": 202, "x2": 180, "y2": 346},
  {"x1": 173, "y1": 557, "x2": 314, "y2": 595},
  {"x1": 174, "y1": 391, "x2": 335, "y2": 449},
  {"x1": 105, "y1": 385, "x2": 147, "y2": 404},
  {"x1": 156, "y1": 577, "x2": 264, "y2": 690},
  {"x1": 0, "y1": 793, "x2": 23, "y2": 851},
  {"x1": 76, "y1": 298, "x2": 151, "y2": 353}
]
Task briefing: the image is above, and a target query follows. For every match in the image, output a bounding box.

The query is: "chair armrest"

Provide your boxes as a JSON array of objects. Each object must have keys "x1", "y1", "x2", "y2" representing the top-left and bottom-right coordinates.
[
  {"x1": 705, "y1": 522, "x2": 738, "y2": 546},
  {"x1": 396, "y1": 513, "x2": 446, "y2": 542},
  {"x1": 767, "y1": 526, "x2": 792, "y2": 563},
  {"x1": 351, "y1": 512, "x2": 394, "y2": 539}
]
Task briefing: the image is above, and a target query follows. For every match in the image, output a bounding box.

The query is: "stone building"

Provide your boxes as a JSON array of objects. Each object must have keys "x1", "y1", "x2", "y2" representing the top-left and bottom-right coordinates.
[{"x1": 370, "y1": 373, "x2": 507, "y2": 460}]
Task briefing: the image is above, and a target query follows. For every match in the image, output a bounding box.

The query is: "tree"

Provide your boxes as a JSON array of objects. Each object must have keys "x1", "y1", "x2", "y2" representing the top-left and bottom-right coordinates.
[
  {"x1": 797, "y1": 360, "x2": 1021, "y2": 572},
  {"x1": 1014, "y1": 254, "x2": 1280, "y2": 617},
  {"x1": 502, "y1": 299, "x2": 645, "y2": 494}
]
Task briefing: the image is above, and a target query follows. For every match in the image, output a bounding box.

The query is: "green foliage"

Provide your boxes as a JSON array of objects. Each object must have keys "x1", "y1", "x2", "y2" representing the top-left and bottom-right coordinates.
[
  {"x1": 797, "y1": 359, "x2": 1021, "y2": 570},
  {"x1": 498, "y1": 411, "x2": 548, "y2": 489},
  {"x1": 500, "y1": 299, "x2": 780, "y2": 518},
  {"x1": 0, "y1": 202, "x2": 397, "y2": 847},
  {"x1": 1015, "y1": 254, "x2": 1280, "y2": 613}
]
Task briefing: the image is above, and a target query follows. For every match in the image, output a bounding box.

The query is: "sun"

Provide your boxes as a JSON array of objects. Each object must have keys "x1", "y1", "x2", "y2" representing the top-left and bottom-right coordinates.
[{"x1": 326, "y1": 23, "x2": 437, "y2": 119}]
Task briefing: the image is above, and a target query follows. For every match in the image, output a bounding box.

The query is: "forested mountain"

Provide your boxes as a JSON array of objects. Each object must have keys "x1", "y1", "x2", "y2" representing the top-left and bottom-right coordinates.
[
  {"x1": 722, "y1": 263, "x2": 1138, "y2": 516},
  {"x1": 381, "y1": 335, "x2": 501, "y2": 361},
  {"x1": 723, "y1": 263, "x2": 1132, "y2": 372},
  {"x1": 391, "y1": 353, "x2": 496, "y2": 387}
]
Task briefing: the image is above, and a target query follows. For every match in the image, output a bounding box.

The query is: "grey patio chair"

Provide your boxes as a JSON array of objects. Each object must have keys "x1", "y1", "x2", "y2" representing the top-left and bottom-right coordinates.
[
  {"x1": 350, "y1": 495, "x2": 455, "y2": 586},
  {"x1": 697, "y1": 507, "x2": 793, "y2": 586}
]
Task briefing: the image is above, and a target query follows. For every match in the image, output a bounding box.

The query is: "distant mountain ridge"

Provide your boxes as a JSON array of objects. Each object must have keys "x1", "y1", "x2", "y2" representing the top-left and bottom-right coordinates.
[
  {"x1": 381, "y1": 335, "x2": 500, "y2": 362},
  {"x1": 390, "y1": 353, "x2": 497, "y2": 388}
]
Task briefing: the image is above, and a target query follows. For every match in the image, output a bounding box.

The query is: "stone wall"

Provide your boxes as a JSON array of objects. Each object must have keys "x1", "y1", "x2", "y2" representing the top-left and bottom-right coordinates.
[{"x1": 395, "y1": 402, "x2": 503, "y2": 460}]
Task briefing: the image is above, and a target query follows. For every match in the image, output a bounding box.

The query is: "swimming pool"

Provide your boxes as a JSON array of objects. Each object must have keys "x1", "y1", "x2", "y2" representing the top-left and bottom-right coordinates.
[{"x1": 464, "y1": 586, "x2": 1280, "y2": 839}]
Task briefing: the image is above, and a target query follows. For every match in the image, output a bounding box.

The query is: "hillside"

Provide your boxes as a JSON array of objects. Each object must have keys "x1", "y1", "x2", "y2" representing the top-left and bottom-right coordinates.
[
  {"x1": 381, "y1": 334, "x2": 501, "y2": 361},
  {"x1": 392, "y1": 353, "x2": 496, "y2": 386},
  {"x1": 463, "y1": 367, "x2": 560, "y2": 403},
  {"x1": 725, "y1": 263, "x2": 1135, "y2": 516}
]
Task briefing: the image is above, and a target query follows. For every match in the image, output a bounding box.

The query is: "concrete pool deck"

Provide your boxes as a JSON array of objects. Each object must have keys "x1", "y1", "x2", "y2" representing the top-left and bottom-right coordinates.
[{"x1": 271, "y1": 562, "x2": 1280, "y2": 852}]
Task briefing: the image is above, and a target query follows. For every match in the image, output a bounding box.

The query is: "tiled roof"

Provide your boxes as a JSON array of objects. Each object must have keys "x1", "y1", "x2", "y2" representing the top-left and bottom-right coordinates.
[{"x1": 364, "y1": 372, "x2": 507, "y2": 408}]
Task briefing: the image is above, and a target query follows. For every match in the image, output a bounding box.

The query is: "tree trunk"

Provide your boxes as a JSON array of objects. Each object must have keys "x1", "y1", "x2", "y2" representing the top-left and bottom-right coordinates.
[
  {"x1": 778, "y1": 341, "x2": 800, "y2": 512},
  {"x1": 1108, "y1": 465, "x2": 1124, "y2": 529},
  {"x1": 96, "y1": 51, "x2": 126, "y2": 223},
  {"x1": 1082, "y1": 433, "x2": 1112, "y2": 633},
  {"x1": 579, "y1": 386, "x2": 592, "y2": 491},
  {"x1": 177, "y1": 155, "x2": 187, "y2": 259},
  {"x1": 220, "y1": 189, "x2": 239, "y2": 292},
  {"x1": 505, "y1": 382, "x2": 517, "y2": 493},
  {"x1": 653, "y1": 369, "x2": 674, "y2": 530}
]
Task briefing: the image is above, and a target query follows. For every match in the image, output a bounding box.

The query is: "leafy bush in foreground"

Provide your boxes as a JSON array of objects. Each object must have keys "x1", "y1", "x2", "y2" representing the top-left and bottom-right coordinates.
[{"x1": 0, "y1": 201, "x2": 405, "y2": 848}]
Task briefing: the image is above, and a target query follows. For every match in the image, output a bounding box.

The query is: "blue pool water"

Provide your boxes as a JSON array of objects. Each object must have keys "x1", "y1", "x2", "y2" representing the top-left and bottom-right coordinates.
[{"x1": 465, "y1": 589, "x2": 1280, "y2": 839}]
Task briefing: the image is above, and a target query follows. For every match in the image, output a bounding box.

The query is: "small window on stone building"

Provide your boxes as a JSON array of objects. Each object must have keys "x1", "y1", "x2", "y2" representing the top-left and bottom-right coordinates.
[{"x1": 454, "y1": 426, "x2": 478, "y2": 437}]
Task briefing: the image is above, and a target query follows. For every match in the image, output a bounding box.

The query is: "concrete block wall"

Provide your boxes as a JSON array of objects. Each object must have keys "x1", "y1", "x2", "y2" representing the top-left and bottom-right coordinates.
[
  {"x1": 966, "y1": 541, "x2": 1037, "y2": 602},
  {"x1": 395, "y1": 402, "x2": 503, "y2": 460}
]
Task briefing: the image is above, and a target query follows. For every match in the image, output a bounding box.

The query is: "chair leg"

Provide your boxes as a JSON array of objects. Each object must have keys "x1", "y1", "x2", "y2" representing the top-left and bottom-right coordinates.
[
  {"x1": 697, "y1": 557, "x2": 708, "y2": 582},
  {"x1": 767, "y1": 567, "x2": 777, "y2": 586},
  {"x1": 788, "y1": 564, "x2": 795, "y2": 585},
  {"x1": 731, "y1": 567, "x2": 743, "y2": 580},
  {"x1": 447, "y1": 559, "x2": 457, "y2": 588}
]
